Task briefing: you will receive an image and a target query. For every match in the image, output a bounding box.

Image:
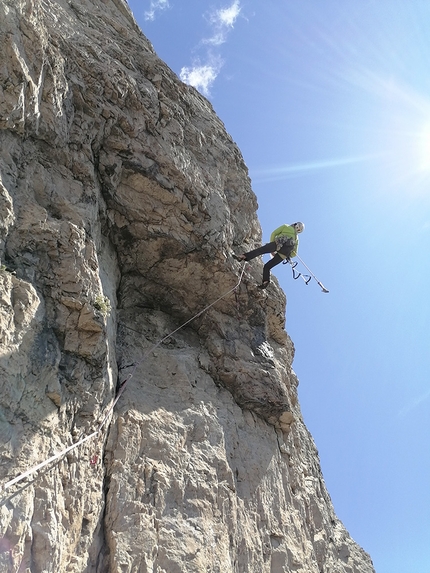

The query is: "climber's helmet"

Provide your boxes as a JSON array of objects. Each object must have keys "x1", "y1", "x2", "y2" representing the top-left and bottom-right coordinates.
[{"x1": 293, "y1": 222, "x2": 305, "y2": 234}]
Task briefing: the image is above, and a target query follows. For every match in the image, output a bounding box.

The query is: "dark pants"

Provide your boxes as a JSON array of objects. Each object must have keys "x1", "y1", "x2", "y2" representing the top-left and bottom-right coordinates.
[{"x1": 244, "y1": 241, "x2": 293, "y2": 283}]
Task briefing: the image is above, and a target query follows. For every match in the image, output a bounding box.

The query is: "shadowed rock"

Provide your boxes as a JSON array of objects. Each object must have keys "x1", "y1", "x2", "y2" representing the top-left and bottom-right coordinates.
[{"x1": 0, "y1": 1, "x2": 375, "y2": 572}]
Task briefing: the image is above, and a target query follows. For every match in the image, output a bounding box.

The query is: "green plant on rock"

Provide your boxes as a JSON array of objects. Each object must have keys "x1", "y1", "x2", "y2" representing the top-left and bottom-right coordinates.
[{"x1": 94, "y1": 294, "x2": 112, "y2": 317}]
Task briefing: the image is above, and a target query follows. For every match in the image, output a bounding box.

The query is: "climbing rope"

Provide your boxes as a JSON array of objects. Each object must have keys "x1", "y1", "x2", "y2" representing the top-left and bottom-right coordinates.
[{"x1": 0, "y1": 262, "x2": 247, "y2": 495}]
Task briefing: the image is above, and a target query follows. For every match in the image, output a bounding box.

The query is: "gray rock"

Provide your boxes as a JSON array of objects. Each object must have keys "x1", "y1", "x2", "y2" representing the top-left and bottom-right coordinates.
[{"x1": 0, "y1": 1, "x2": 375, "y2": 572}]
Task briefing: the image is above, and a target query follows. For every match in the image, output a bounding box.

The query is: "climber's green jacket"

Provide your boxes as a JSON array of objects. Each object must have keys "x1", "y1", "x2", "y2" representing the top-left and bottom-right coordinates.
[{"x1": 270, "y1": 224, "x2": 299, "y2": 259}]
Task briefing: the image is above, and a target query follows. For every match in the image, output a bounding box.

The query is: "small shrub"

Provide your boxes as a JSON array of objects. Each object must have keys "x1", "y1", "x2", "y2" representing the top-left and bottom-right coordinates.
[{"x1": 94, "y1": 295, "x2": 112, "y2": 317}]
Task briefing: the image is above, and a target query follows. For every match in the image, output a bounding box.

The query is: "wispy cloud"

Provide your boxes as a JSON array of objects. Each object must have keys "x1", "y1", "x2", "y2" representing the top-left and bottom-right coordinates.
[
  {"x1": 180, "y1": 0, "x2": 241, "y2": 95},
  {"x1": 218, "y1": 0, "x2": 241, "y2": 26},
  {"x1": 144, "y1": 0, "x2": 169, "y2": 21},
  {"x1": 399, "y1": 388, "x2": 430, "y2": 418},
  {"x1": 180, "y1": 58, "x2": 223, "y2": 96},
  {"x1": 252, "y1": 153, "x2": 383, "y2": 183},
  {"x1": 205, "y1": 0, "x2": 241, "y2": 45}
]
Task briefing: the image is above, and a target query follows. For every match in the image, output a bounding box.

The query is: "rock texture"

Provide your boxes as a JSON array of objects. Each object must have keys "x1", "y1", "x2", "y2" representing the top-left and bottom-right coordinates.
[{"x1": 0, "y1": 1, "x2": 375, "y2": 572}]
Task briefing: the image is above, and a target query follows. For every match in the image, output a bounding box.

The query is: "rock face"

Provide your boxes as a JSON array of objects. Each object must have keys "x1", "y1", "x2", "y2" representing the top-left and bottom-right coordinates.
[{"x1": 0, "y1": 1, "x2": 375, "y2": 572}]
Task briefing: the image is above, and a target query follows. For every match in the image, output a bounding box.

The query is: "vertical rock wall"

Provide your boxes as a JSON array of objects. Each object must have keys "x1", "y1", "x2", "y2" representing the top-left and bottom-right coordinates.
[{"x1": 0, "y1": 1, "x2": 375, "y2": 572}]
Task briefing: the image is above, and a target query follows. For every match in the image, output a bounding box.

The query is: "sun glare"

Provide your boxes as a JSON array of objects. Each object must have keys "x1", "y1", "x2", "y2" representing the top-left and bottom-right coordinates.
[{"x1": 419, "y1": 123, "x2": 430, "y2": 171}]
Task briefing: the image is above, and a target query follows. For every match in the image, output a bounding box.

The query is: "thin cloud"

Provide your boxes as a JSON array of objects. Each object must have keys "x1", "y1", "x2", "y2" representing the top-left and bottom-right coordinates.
[
  {"x1": 204, "y1": 33, "x2": 226, "y2": 47},
  {"x1": 252, "y1": 153, "x2": 384, "y2": 182},
  {"x1": 144, "y1": 0, "x2": 169, "y2": 21},
  {"x1": 180, "y1": 1, "x2": 241, "y2": 95},
  {"x1": 205, "y1": 0, "x2": 241, "y2": 45},
  {"x1": 215, "y1": 0, "x2": 241, "y2": 28},
  {"x1": 180, "y1": 58, "x2": 223, "y2": 96},
  {"x1": 399, "y1": 388, "x2": 430, "y2": 418}
]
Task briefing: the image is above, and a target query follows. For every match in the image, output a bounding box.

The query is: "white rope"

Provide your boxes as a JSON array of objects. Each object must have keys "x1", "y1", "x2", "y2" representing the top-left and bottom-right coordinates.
[
  {"x1": 2, "y1": 432, "x2": 98, "y2": 492},
  {"x1": 1, "y1": 263, "x2": 246, "y2": 494}
]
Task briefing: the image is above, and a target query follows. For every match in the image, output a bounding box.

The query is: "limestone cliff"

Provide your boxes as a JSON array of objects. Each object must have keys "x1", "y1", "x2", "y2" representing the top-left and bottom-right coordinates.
[{"x1": 0, "y1": 1, "x2": 375, "y2": 572}]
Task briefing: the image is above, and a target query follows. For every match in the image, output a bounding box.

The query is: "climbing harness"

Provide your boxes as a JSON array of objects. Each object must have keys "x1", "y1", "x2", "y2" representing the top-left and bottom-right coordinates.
[{"x1": 1, "y1": 263, "x2": 247, "y2": 495}]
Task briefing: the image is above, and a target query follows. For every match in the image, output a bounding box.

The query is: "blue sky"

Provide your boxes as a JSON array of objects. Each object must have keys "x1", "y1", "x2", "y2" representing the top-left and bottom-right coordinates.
[{"x1": 127, "y1": 1, "x2": 430, "y2": 571}]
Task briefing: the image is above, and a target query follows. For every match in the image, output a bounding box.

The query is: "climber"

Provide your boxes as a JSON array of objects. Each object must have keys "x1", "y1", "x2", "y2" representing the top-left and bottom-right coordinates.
[{"x1": 233, "y1": 222, "x2": 304, "y2": 289}]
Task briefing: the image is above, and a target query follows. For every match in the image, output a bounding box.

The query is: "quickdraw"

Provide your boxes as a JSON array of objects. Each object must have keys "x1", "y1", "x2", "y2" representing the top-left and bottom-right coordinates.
[
  {"x1": 283, "y1": 259, "x2": 311, "y2": 284},
  {"x1": 284, "y1": 257, "x2": 329, "y2": 293},
  {"x1": 290, "y1": 261, "x2": 311, "y2": 284}
]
